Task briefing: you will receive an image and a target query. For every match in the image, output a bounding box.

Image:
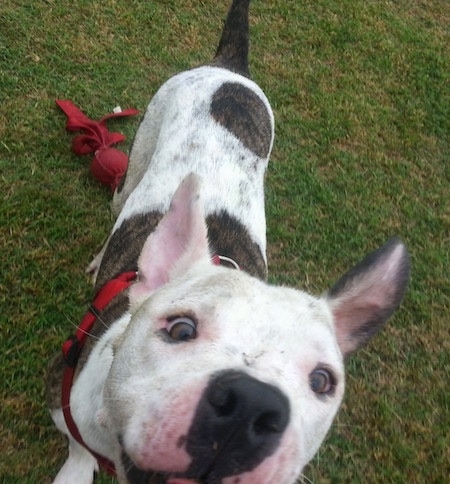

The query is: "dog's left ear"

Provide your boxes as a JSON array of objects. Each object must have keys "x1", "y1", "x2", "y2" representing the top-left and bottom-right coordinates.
[
  {"x1": 325, "y1": 238, "x2": 410, "y2": 356},
  {"x1": 130, "y1": 174, "x2": 210, "y2": 306}
]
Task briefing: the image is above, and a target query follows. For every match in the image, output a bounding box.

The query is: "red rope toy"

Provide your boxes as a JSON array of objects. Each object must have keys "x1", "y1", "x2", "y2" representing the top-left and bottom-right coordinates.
[{"x1": 56, "y1": 100, "x2": 139, "y2": 191}]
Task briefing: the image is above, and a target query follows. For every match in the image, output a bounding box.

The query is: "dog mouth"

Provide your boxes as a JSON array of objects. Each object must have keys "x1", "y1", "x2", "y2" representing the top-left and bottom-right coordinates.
[
  {"x1": 129, "y1": 474, "x2": 201, "y2": 484},
  {"x1": 167, "y1": 480, "x2": 203, "y2": 484},
  {"x1": 121, "y1": 451, "x2": 207, "y2": 484},
  {"x1": 125, "y1": 469, "x2": 205, "y2": 484},
  {"x1": 123, "y1": 468, "x2": 203, "y2": 484},
  {"x1": 121, "y1": 370, "x2": 289, "y2": 484}
]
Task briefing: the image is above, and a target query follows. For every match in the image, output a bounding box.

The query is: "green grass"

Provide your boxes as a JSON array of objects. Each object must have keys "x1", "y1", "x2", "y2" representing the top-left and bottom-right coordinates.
[{"x1": 1, "y1": 0, "x2": 449, "y2": 482}]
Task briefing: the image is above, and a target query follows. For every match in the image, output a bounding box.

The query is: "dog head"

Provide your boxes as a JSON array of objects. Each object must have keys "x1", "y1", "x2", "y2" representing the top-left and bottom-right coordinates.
[{"x1": 102, "y1": 174, "x2": 409, "y2": 483}]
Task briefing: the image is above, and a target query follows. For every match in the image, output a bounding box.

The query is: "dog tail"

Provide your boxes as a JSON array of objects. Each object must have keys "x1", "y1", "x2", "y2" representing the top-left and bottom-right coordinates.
[{"x1": 212, "y1": 0, "x2": 251, "y2": 77}]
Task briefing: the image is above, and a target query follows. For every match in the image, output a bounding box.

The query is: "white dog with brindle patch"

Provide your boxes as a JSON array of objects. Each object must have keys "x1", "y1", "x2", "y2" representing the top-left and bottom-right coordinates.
[{"x1": 46, "y1": 1, "x2": 410, "y2": 483}]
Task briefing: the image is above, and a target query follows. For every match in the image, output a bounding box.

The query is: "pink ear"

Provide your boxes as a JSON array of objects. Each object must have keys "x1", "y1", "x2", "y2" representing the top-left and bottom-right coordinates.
[
  {"x1": 326, "y1": 238, "x2": 410, "y2": 356},
  {"x1": 130, "y1": 174, "x2": 211, "y2": 305}
]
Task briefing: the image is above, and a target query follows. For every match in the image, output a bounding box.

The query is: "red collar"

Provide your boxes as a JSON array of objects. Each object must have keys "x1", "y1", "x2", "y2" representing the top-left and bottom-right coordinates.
[
  {"x1": 61, "y1": 271, "x2": 137, "y2": 476},
  {"x1": 60, "y1": 256, "x2": 239, "y2": 476}
]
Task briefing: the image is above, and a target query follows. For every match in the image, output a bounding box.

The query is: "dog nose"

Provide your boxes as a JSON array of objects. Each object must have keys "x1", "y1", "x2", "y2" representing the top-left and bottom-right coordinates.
[
  {"x1": 206, "y1": 370, "x2": 289, "y2": 438},
  {"x1": 185, "y1": 370, "x2": 290, "y2": 480}
]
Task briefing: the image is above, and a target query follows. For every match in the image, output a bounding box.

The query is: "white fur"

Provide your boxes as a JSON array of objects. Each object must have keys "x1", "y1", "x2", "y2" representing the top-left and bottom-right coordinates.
[{"x1": 52, "y1": 61, "x2": 407, "y2": 483}]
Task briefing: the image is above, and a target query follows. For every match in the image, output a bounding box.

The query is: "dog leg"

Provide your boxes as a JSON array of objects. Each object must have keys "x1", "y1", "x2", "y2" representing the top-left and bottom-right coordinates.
[
  {"x1": 50, "y1": 408, "x2": 98, "y2": 483},
  {"x1": 52, "y1": 437, "x2": 98, "y2": 484}
]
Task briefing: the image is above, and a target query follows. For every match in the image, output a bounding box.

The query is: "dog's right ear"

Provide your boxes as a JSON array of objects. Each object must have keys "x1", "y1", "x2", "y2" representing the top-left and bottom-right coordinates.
[{"x1": 130, "y1": 174, "x2": 211, "y2": 307}]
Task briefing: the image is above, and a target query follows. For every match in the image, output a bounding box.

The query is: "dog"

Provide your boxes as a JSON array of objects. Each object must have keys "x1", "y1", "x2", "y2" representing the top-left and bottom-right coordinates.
[{"x1": 46, "y1": 1, "x2": 410, "y2": 482}]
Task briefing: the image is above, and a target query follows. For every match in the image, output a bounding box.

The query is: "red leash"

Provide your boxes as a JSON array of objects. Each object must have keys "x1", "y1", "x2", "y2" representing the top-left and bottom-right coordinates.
[{"x1": 61, "y1": 271, "x2": 137, "y2": 476}]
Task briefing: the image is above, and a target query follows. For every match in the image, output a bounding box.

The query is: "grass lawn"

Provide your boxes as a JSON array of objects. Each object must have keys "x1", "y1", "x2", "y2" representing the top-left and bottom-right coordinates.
[{"x1": 1, "y1": 0, "x2": 448, "y2": 482}]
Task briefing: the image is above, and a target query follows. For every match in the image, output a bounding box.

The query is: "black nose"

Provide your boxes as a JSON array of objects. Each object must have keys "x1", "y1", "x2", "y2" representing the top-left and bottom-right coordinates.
[{"x1": 185, "y1": 370, "x2": 290, "y2": 481}]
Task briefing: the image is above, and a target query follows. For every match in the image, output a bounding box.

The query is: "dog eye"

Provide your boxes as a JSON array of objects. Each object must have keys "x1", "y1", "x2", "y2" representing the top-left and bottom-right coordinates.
[
  {"x1": 166, "y1": 316, "x2": 197, "y2": 341},
  {"x1": 309, "y1": 368, "x2": 335, "y2": 395}
]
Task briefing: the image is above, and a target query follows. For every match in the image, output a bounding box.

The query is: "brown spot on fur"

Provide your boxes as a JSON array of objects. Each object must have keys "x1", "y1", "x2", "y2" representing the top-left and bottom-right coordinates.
[
  {"x1": 95, "y1": 212, "x2": 163, "y2": 291},
  {"x1": 207, "y1": 211, "x2": 267, "y2": 280},
  {"x1": 210, "y1": 82, "x2": 272, "y2": 159}
]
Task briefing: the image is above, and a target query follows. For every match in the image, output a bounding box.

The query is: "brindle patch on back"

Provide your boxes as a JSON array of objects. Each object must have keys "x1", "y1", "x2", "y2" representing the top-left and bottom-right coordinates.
[
  {"x1": 207, "y1": 211, "x2": 267, "y2": 280},
  {"x1": 95, "y1": 212, "x2": 162, "y2": 291},
  {"x1": 210, "y1": 82, "x2": 272, "y2": 159}
]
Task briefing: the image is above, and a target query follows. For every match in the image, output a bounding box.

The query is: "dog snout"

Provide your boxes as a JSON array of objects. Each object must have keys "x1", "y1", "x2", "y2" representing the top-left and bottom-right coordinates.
[{"x1": 185, "y1": 370, "x2": 290, "y2": 480}]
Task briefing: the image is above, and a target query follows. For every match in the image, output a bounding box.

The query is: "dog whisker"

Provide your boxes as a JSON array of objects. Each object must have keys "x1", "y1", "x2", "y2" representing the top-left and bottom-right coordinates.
[
  {"x1": 63, "y1": 314, "x2": 101, "y2": 341},
  {"x1": 88, "y1": 305, "x2": 110, "y2": 331}
]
